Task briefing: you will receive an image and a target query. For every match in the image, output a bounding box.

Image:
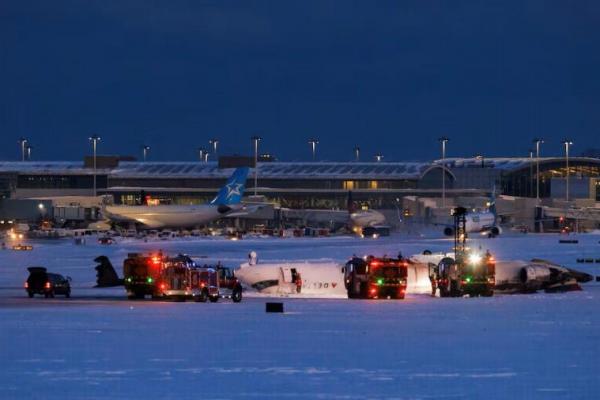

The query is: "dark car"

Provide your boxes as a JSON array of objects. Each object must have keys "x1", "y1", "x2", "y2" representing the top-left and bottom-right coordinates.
[{"x1": 25, "y1": 267, "x2": 71, "y2": 298}]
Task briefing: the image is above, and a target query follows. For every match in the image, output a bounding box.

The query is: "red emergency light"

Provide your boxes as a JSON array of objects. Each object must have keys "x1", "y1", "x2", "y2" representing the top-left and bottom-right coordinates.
[{"x1": 150, "y1": 256, "x2": 161, "y2": 265}]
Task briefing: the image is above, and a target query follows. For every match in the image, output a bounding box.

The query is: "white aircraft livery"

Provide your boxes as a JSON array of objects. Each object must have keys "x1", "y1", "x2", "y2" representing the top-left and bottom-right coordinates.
[
  {"x1": 235, "y1": 255, "x2": 433, "y2": 297},
  {"x1": 443, "y1": 191, "x2": 501, "y2": 237},
  {"x1": 104, "y1": 167, "x2": 249, "y2": 229}
]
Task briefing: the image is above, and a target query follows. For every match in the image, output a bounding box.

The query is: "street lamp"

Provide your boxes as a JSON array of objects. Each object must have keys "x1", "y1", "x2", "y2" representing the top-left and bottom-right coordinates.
[
  {"x1": 438, "y1": 136, "x2": 449, "y2": 208},
  {"x1": 26, "y1": 145, "x2": 32, "y2": 161},
  {"x1": 528, "y1": 149, "x2": 534, "y2": 197},
  {"x1": 251, "y1": 136, "x2": 262, "y2": 196},
  {"x1": 142, "y1": 145, "x2": 150, "y2": 162},
  {"x1": 308, "y1": 138, "x2": 319, "y2": 161},
  {"x1": 533, "y1": 138, "x2": 544, "y2": 202},
  {"x1": 198, "y1": 147, "x2": 209, "y2": 162},
  {"x1": 354, "y1": 146, "x2": 360, "y2": 162},
  {"x1": 562, "y1": 139, "x2": 573, "y2": 202},
  {"x1": 375, "y1": 153, "x2": 384, "y2": 162},
  {"x1": 88, "y1": 134, "x2": 101, "y2": 197},
  {"x1": 209, "y1": 139, "x2": 219, "y2": 158},
  {"x1": 17, "y1": 137, "x2": 27, "y2": 162}
]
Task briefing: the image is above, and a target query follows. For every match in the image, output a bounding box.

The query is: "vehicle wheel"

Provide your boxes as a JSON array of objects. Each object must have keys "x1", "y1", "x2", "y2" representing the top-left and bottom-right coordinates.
[
  {"x1": 483, "y1": 290, "x2": 494, "y2": 297},
  {"x1": 65, "y1": 291, "x2": 71, "y2": 298},
  {"x1": 45, "y1": 292, "x2": 49, "y2": 298},
  {"x1": 197, "y1": 289, "x2": 208, "y2": 303},
  {"x1": 27, "y1": 291, "x2": 34, "y2": 298},
  {"x1": 209, "y1": 295, "x2": 219, "y2": 303},
  {"x1": 232, "y1": 289, "x2": 242, "y2": 303},
  {"x1": 49, "y1": 291, "x2": 55, "y2": 298}
]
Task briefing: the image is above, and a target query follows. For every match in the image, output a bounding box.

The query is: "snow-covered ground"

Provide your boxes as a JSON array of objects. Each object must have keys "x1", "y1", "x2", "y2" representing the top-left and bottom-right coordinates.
[{"x1": 1, "y1": 233, "x2": 599, "y2": 399}]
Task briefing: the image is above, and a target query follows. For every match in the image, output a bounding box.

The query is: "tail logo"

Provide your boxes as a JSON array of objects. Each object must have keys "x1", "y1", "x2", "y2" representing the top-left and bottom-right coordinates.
[{"x1": 226, "y1": 182, "x2": 244, "y2": 199}]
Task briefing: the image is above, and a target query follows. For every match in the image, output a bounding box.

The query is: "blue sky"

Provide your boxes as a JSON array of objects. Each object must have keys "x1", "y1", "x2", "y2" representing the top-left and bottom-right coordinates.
[{"x1": 1, "y1": 1, "x2": 599, "y2": 161}]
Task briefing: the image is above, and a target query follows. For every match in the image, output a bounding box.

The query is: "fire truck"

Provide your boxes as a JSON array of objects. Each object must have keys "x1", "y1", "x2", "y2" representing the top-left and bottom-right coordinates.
[
  {"x1": 434, "y1": 207, "x2": 495, "y2": 297},
  {"x1": 344, "y1": 256, "x2": 408, "y2": 299},
  {"x1": 123, "y1": 253, "x2": 242, "y2": 302},
  {"x1": 216, "y1": 264, "x2": 243, "y2": 302}
]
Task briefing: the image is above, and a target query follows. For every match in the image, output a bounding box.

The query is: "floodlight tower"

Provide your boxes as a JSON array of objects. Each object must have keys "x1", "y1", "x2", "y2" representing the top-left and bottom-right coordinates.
[
  {"x1": 562, "y1": 139, "x2": 573, "y2": 202},
  {"x1": 438, "y1": 136, "x2": 449, "y2": 208},
  {"x1": 308, "y1": 138, "x2": 319, "y2": 161},
  {"x1": 88, "y1": 134, "x2": 101, "y2": 197},
  {"x1": 251, "y1": 136, "x2": 262, "y2": 196},
  {"x1": 533, "y1": 138, "x2": 544, "y2": 202}
]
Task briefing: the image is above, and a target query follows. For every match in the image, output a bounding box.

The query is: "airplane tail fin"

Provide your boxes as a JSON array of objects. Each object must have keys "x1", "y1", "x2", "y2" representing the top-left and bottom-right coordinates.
[{"x1": 210, "y1": 167, "x2": 249, "y2": 206}]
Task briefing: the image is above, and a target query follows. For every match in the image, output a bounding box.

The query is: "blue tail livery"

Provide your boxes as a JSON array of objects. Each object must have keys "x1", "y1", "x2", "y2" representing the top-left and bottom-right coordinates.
[{"x1": 210, "y1": 167, "x2": 249, "y2": 205}]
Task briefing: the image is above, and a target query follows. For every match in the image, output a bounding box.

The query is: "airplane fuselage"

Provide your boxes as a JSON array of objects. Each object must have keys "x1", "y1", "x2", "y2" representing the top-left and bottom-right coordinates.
[
  {"x1": 104, "y1": 204, "x2": 240, "y2": 229},
  {"x1": 465, "y1": 211, "x2": 496, "y2": 233}
]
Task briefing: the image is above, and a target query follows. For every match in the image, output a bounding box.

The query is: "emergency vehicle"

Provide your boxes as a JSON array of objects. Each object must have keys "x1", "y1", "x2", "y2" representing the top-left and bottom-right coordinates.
[
  {"x1": 216, "y1": 265, "x2": 243, "y2": 302},
  {"x1": 344, "y1": 256, "x2": 408, "y2": 299},
  {"x1": 434, "y1": 207, "x2": 495, "y2": 297},
  {"x1": 123, "y1": 252, "x2": 242, "y2": 302}
]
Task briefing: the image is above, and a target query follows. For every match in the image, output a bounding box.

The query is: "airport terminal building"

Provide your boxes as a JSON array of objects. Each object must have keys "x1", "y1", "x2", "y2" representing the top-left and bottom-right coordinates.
[{"x1": 1, "y1": 156, "x2": 600, "y2": 226}]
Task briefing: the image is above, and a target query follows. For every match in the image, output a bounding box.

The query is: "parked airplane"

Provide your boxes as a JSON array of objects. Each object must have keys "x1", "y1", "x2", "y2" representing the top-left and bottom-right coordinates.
[
  {"x1": 442, "y1": 190, "x2": 500, "y2": 237},
  {"x1": 104, "y1": 167, "x2": 250, "y2": 229}
]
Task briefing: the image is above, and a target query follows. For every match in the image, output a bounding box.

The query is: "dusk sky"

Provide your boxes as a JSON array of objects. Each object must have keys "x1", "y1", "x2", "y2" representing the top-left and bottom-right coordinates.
[{"x1": 1, "y1": 1, "x2": 599, "y2": 162}]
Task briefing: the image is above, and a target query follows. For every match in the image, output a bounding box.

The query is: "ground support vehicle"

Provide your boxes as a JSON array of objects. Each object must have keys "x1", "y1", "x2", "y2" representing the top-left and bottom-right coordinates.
[
  {"x1": 434, "y1": 207, "x2": 495, "y2": 297},
  {"x1": 25, "y1": 267, "x2": 71, "y2": 298},
  {"x1": 344, "y1": 256, "x2": 408, "y2": 299}
]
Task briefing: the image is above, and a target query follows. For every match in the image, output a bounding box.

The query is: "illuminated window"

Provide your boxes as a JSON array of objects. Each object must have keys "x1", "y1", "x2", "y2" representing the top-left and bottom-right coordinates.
[
  {"x1": 343, "y1": 181, "x2": 355, "y2": 190},
  {"x1": 369, "y1": 181, "x2": 378, "y2": 189}
]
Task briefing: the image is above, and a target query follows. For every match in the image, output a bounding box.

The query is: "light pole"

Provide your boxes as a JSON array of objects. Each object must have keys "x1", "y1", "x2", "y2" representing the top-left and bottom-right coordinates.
[
  {"x1": 198, "y1": 147, "x2": 209, "y2": 162},
  {"x1": 308, "y1": 138, "x2": 319, "y2": 161},
  {"x1": 354, "y1": 146, "x2": 360, "y2": 161},
  {"x1": 562, "y1": 139, "x2": 573, "y2": 202},
  {"x1": 209, "y1": 139, "x2": 219, "y2": 158},
  {"x1": 438, "y1": 136, "x2": 449, "y2": 208},
  {"x1": 375, "y1": 153, "x2": 383, "y2": 162},
  {"x1": 26, "y1": 145, "x2": 32, "y2": 160},
  {"x1": 251, "y1": 136, "x2": 262, "y2": 196},
  {"x1": 142, "y1": 145, "x2": 150, "y2": 161},
  {"x1": 88, "y1": 134, "x2": 101, "y2": 197},
  {"x1": 533, "y1": 138, "x2": 544, "y2": 202},
  {"x1": 17, "y1": 137, "x2": 27, "y2": 161},
  {"x1": 529, "y1": 149, "x2": 534, "y2": 197}
]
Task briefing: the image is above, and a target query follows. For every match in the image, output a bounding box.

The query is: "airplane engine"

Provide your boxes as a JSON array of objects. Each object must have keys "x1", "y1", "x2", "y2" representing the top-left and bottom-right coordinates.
[
  {"x1": 490, "y1": 226, "x2": 502, "y2": 236},
  {"x1": 443, "y1": 227, "x2": 454, "y2": 236},
  {"x1": 519, "y1": 264, "x2": 572, "y2": 291}
]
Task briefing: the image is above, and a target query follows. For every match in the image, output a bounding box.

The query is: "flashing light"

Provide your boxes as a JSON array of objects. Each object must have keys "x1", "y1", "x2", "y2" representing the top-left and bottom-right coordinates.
[
  {"x1": 45, "y1": 281, "x2": 51, "y2": 289},
  {"x1": 126, "y1": 277, "x2": 132, "y2": 283},
  {"x1": 468, "y1": 253, "x2": 482, "y2": 264},
  {"x1": 160, "y1": 283, "x2": 166, "y2": 290},
  {"x1": 147, "y1": 277, "x2": 154, "y2": 283},
  {"x1": 370, "y1": 261, "x2": 380, "y2": 267},
  {"x1": 376, "y1": 278, "x2": 384, "y2": 285},
  {"x1": 370, "y1": 288, "x2": 377, "y2": 294},
  {"x1": 465, "y1": 276, "x2": 472, "y2": 283},
  {"x1": 24, "y1": 282, "x2": 28, "y2": 288}
]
